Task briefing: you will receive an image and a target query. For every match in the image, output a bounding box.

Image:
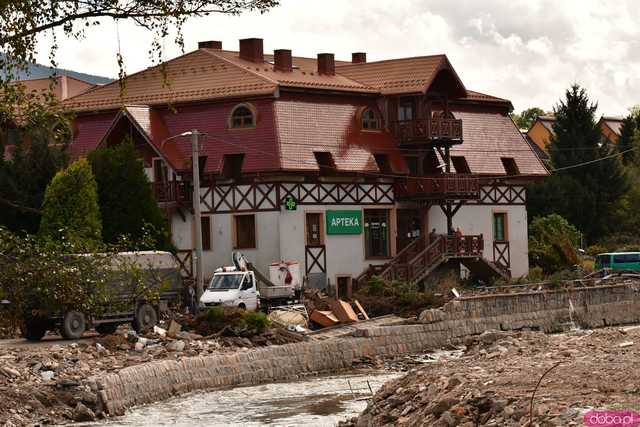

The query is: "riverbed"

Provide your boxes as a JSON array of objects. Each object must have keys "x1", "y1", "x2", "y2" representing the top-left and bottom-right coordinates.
[{"x1": 95, "y1": 370, "x2": 400, "y2": 427}]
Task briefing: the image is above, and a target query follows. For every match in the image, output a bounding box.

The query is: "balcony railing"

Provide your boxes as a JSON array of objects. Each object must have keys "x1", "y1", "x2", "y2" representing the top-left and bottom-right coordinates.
[
  {"x1": 395, "y1": 174, "x2": 480, "y2": 200},
  {"x1": 153, "y1": 181, "x2": 192, "y2": 205},
  {"x1": 390, "y1": 116, "x2": 463, "y2": 144}
]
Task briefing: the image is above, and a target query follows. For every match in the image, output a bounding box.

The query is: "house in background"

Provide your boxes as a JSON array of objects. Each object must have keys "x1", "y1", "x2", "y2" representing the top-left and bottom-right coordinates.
[
  {"x1": 597, "y1": 116, "x2": 624, "y2": 145},
  {"x1": 63, "y1": 37, "x2": 548, "y2": 297}
]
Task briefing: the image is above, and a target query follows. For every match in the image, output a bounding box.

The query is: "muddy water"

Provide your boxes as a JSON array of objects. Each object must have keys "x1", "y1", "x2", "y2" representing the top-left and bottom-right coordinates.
[{"x1": 99, "y1": 371, "x2": 400, "y2": 427}]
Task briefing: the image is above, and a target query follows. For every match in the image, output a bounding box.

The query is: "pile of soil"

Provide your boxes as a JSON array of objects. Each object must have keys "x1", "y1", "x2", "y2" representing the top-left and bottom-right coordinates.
[{"x1": 342, "y1": 327, "x2": 640, "y2": 426}]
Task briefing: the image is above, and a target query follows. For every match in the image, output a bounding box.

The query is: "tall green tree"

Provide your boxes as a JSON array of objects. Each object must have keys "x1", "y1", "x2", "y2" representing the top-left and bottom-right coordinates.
[
  {"x1": 39, "y1": 158, "x2": 102, "y2": 245},
  {"x1": 528, "y1": 84, "x2": 628, "y2": 241},
  {"x1": 512, "y1": 107, "x2": 546, "y2": 130},
  {"x1": 88, "y1": 141, "x2": 172, "y2": 251},
  {"x1": 617, "y1": 113, "x2": 639, "y2": 164}
]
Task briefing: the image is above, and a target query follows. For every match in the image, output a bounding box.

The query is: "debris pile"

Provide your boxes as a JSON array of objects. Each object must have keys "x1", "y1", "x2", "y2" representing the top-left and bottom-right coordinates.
[
  {"x1": 343, "y1": 326, "x2": 640, "y2": 426},
  {"x1": 304, "y1": 289, "x2": 369, "y2": 329}
]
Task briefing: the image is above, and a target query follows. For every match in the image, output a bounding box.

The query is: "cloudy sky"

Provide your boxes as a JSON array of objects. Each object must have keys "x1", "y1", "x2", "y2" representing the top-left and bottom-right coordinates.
[{"x1": 35, "y1": 0, "x2": 640, "y2": 116}]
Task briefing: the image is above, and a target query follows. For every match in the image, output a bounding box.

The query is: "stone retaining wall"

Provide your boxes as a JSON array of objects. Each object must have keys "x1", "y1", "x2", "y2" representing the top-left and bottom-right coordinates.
[{"x1": 95, "y1": 282, "x2": 640, "y2": 416}]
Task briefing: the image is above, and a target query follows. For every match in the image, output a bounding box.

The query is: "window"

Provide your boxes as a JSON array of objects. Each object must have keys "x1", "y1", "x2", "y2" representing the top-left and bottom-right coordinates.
[
  {"x1": 493, "y1": 212, "x2": 507, "y2": 242},
  {"x1": 234, "y1": 214, "x2": 256, "y2": 249},
  {"x1": 153, "y1": 158, "x2": 168, "y2": 183},
  {"x1": 398, "y1": 97, "x2": 414, "y2": 121},
  {"x1": 306, "y1": 213, "x2": 324, "y2": 246},
  {"x1": 451, "y1": 156, "x2": 471, "y2": 174},
  {"x1": 314, "y1": 151, "x2": 335, "y2": 176},
  {"x1": 373, "y1": 154, "x2": 391, "y2": 174},
  {"x1": 201, "y1": 216, "x2": 212, "y2": 251},
  {"x1": 404, "y1": 156, "x2": 419, "y2": 176},
  {"x1": 230, "y1": 105, "x2": 255, "y2": 129},
  {"x1": 364, "y1": 209, "x2": 390, "y2": 258},
  {"x1": 613, "y1": 253, "x2": 640, "y2": 264},
  {"x1": 222, "y1": 154, "x2": 245, "y2": 180},
  {"x1": 361, "y1": 108, "x2": 380, "y2": 130},
  {"x1": 501, "y1": 157, "x2": 520, "y2": 176}
]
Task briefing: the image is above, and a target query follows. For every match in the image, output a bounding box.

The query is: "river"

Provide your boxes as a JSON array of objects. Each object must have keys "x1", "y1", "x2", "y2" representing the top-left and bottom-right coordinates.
[{"x1": 96, "y1": 370, "x2": 400, "y2": 427}]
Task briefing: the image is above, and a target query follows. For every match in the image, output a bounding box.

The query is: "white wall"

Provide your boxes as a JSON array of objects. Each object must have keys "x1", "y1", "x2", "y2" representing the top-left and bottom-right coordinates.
[{"x1": 428, "y1": 204, "x2": 529, "y2": 278}]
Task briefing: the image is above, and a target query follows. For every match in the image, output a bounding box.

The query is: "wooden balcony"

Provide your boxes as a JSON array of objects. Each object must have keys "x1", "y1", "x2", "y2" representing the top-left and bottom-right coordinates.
[
  {"x1": 395, "y1": 174, "x2": 480, "y2": 200},
  {"x1": 152, "y1": 181, "x2": 192, "y2": 205},
  {"x1": 390, "y1": 116, "x2": 463, "y2": 145}
]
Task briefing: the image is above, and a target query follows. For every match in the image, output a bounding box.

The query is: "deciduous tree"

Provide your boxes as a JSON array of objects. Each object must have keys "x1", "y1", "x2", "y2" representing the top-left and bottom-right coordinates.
[{"x1": 512, "y1": 107, "x2": 546, "y2": 130}]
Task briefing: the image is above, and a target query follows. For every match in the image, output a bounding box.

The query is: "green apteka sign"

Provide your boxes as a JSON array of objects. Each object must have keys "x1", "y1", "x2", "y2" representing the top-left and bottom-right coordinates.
[{"x1": 326, "y1": 210, "x2": 362, "y2": 235}]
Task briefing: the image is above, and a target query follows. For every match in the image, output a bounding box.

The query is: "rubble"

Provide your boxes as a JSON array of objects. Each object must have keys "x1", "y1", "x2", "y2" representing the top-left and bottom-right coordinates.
[{"x1": 342, "y1": 326, "x2": 640, "y2": 426}]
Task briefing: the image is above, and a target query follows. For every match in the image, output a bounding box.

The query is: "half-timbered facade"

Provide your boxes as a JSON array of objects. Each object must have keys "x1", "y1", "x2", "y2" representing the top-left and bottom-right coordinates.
[{"x1": 64, "y1": 38, "x2": 548, "y2": 294}]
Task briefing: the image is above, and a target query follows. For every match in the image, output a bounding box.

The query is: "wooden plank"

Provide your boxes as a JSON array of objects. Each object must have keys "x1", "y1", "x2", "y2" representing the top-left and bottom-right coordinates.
[{"x1": 353, "y1": 299, "x2": 370, "y2": 320}]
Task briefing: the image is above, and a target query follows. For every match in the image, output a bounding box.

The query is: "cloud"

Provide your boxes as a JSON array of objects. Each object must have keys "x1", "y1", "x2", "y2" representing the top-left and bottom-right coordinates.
[{"x1": 34, "y1": 0, "x2": 639, "y2": 115}]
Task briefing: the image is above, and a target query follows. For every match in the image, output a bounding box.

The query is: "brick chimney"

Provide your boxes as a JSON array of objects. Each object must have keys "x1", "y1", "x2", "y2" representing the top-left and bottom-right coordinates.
[
  {"x1": 198, "y1": 40, "x2": 222, "y2": 49},
  {"x1": 273, "y1": 49, "x2": 292, "y2": 72},
  {"x1": 352, "y1": 52, "x2": 367, "y2": 64},
  {"x1": 239, "y1": 38, "x2": 264, "y2": 63},
  {"x1": 317, "y1": 53, "x2": 335, "y2": 76}
]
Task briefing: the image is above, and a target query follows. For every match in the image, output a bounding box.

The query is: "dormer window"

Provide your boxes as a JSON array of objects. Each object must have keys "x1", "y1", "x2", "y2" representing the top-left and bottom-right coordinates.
[
  {"x1": 362, "y1": 108, "x2": 380, "y2": 130},
  {"x1": 229, "y1": 104, "x2": 255, "y2": 129}
]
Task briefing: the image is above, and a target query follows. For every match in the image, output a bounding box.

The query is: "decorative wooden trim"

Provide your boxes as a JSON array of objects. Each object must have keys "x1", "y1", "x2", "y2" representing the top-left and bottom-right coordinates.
[
  {"x1": 472, "y1": 185, "x2": 526, "y2": 205},
  {"x1": 493, "y1": 241, "x2": 511, "y2": 270},
  {"x1": 176, "y1": 250, "x2": 193, "y2": 279},
  {"x1": 305, "y1": 245, "x2": 327, "y2": 275}
]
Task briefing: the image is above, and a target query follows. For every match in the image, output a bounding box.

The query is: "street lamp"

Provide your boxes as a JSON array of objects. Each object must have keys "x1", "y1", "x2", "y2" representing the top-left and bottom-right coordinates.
[{"x1": 162, "y1": 130, "x2": 205, "y2": 302}]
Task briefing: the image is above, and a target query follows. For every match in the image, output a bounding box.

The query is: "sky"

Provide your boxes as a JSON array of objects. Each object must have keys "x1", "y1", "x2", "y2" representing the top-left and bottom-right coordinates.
[{"x1": 34, "y1": 0, "x2": 640, "y2": 116}]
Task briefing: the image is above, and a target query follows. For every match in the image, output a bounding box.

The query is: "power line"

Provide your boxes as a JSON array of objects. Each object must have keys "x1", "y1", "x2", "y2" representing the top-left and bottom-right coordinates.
[{"x1": 550, "y1": 148, "x2": 634, "y2": 172}]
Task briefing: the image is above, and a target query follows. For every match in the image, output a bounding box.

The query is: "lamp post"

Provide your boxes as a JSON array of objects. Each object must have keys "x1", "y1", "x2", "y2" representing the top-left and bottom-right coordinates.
[{"x1": 162, "y1": 129, "x2": 204, "y2": 301}]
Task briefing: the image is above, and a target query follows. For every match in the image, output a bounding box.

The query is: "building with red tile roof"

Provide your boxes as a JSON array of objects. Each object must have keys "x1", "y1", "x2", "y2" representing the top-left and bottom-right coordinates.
[{"x1": 66, "y1": 37, "x2": 548, "y2": 290}]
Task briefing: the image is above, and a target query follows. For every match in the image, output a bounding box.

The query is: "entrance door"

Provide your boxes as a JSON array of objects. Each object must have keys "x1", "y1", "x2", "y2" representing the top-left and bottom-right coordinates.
[
  {"x1": 364, "y1": 210, "x2": 390, "y2": 259},
  {"x1": 396, "y1": 209, "x2": 421, "y2": 252}
]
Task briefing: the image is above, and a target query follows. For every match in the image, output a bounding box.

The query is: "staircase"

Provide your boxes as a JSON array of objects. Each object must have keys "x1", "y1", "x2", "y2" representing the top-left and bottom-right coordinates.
[{"x1": 356, "y1": 234, "x2": 509, "y2": 287}]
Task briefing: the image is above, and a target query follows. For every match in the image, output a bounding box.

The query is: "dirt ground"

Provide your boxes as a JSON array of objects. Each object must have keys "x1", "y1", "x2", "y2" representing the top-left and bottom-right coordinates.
[{"x1": 343, "y1": 326, "x2": 640, "y2": 426}]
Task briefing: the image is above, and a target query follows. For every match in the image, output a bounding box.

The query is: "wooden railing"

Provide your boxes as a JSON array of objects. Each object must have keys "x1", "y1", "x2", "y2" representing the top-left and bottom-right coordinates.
[
  {"x1": 153, "y1": 181, "x2": 192, "y2": 205},
  {"x1": 395, "y1": 174, "x2": 480, "y2": 200},
  {"x1": 356, "y1": 234, "x2": 484, "y2": 285},
  {"x1": 390, "y1": 117, "x2": 463, "y2": 143}
]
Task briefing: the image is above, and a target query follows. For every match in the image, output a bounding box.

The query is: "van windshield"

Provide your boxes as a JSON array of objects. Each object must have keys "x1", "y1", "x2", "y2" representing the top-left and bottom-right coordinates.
[
  {"x1": 596, "y1": 255, "x2": 610, "y2": 267},
  {"x1": 209, "y1": 274, "x2": 244, "y2": 290}
]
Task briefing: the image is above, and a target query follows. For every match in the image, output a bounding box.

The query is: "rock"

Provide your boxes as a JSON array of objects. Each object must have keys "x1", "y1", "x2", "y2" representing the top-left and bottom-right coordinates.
[
  {"x1": 166, "y1": 340, "x2": 185, "y2": 352},
  {"x1": 72, "y1": 402, "x2": 96, "y2": 422},
  {"x1": 428, "y1": 397, "x2": 459, "y2": 416},
  {"x1": 40, "y1": 370, "x2": 55, "y2": 381},
  {"x1": 438, "y1": 411, "x2": 458, "y2": 427},
  {"x1": 1, "y1": 365, "x2": 21, "y2": 378},
  {"x1": 56, "y1": 378, "x2": 80, "y2": 388},
  {"x1": 167, "y1": 320, "x2": 182, "y2": 338}
]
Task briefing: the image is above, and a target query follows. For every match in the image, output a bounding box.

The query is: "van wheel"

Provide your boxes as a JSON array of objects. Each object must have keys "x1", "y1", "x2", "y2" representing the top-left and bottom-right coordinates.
[
  {"x1": 95, "y1": 323, "x2": 118, "y2": 335},
  {"x1": 238, "y1": 303, "x2": 246, "y2": 310},
  {"x1": 61, "y1": 311, "x2": 86, "y2": 340},
  {"x1": 133, "y1": 304, "x2": 157, "y2": 333},
  {"x1": 23, "y1": 318, "x2": 47, "y2": 341}
]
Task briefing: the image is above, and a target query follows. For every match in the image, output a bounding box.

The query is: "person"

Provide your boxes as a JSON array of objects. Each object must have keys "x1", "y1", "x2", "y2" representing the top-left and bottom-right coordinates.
[
  {"x1": 429, "y1": 228, "x2": 437, "y2": 242},
  {"x1": 455, "y1": 227, "x2": 463, "y2": 238}
]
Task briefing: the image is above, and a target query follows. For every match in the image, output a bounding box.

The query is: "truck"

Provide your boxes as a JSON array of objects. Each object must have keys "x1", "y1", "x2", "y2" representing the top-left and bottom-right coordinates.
[
  {"x1": 199, "y1": 252, "x2": 302, "y2": 312},
  {"x1": 22, "y1": 251, "x2": 182, "y2": 341}
]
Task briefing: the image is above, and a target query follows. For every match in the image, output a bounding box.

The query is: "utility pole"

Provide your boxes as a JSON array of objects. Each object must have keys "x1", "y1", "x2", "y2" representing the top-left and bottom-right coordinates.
[{"x1": 191, "y1": 129, "x2": 205, "y2": 301}]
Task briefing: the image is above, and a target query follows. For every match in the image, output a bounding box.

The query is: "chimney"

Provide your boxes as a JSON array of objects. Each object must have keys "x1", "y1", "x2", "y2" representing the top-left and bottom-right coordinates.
[
  {"x1": 352, "y1": 52, "x2": 367, "y2": 64},
  {"x1": 273, "y1": 49, "x2": 292, "y2": 72},
  {"x1": 317, "y1": 53, "x2": 335, "y2": 76},
  {"x1": 239, "y1": 38, "x2": 264, "y2": 63},
  {"x1": 198, "y1": 40, "x2": 222, "y2": 49}
]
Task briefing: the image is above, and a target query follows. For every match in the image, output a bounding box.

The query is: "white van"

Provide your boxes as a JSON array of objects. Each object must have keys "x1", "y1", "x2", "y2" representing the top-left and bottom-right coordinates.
[{"x1": 200, "y1": 270, "x2": 259, "y2": 311}]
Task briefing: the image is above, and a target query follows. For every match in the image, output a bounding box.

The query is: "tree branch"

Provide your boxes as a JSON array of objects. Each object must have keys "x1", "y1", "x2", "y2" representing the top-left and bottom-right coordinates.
[{"x1": 0, "y1": 196, "x2": 41, "y2": 215}]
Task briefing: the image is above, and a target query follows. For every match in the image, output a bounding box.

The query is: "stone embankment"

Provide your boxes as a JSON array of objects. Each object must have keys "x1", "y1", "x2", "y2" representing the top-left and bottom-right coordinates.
[{"x1": 94, "y1": 279, "x2": 640, "y2": 418}]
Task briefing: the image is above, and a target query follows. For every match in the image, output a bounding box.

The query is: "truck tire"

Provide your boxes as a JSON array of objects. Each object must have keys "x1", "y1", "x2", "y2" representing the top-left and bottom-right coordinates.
[
  {"x1": 23, "y1": 318, "x2": 47, "y2": 341},
  {"x1": 61, "y1": 311, "x2": 86, "y2": 340},
  {"x1": 95, "y1": 323, "x2": 118, "y2": 335},
  {"x1": 133, "y1": 304, "x2": 157, "y2": 333}
]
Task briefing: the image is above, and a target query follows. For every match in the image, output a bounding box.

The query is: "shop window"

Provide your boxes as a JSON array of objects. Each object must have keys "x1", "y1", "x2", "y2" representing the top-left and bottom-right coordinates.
[
  {"x1": 306, "y1": 213, "x2": 324, "y2": 246},
  {"x1": 493, "y1": 212, "x2": 507, "y2": 242},
  {"x1": 364, "y1": 209, "x2": 390, "y2": 258},
  {"x1": 201, "y1": 216, "x2": 211, "y2": 251},
  {"x1": 234, "y1": 214, "x2": 256, "y2": 249}
]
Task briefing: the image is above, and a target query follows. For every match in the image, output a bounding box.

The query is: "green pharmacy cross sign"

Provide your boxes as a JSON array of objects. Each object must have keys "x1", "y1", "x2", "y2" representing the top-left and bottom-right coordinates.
[
  {"x1": 284, "y1": 195, "x2": 297, "y2": 211},
  {"x1": 326, "y1": 210, "x2": 363, "y2": 235}
]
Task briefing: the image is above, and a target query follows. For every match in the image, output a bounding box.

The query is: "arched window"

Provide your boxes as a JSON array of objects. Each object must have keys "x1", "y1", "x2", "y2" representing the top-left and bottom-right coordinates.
[
  {"x1": 362, "y1": 108, "x2": 380, "y2": 130},
  {"x1": 230, "y1": 104, "x2": 255, "y2": 129}
]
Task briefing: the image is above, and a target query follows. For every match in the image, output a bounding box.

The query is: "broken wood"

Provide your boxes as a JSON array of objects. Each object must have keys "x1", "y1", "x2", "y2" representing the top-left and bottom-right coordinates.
[
  {"x1": 353, "y1": 299, "x2": 370, "y2": 320},
  {"x1": 310, "y1": 310, "x2": 339, "y2": 328},
  {"x1": 329, "y1": 299, "x2": 358, "y2": 323}
]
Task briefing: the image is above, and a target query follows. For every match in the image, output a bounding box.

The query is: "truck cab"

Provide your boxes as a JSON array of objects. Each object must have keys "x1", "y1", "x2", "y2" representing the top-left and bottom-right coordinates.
[{"x1": 200, "y1": 269, "x2": 259, "y2": 311}]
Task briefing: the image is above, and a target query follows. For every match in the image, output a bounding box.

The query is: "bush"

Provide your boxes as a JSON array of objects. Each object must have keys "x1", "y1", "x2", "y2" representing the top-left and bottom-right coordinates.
[
  {"x1": 529, "y1": 214, "x2": 581, "y2": 273},
  {"x1": 527, "y1": 266, "x2": 545, "y2": 282},
  {"x1": 241, "y1": 311, "x2": 270, "y2": 334},
  {"x1": 354, "y1": 277, "x2": 441, "y2": 317}
]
